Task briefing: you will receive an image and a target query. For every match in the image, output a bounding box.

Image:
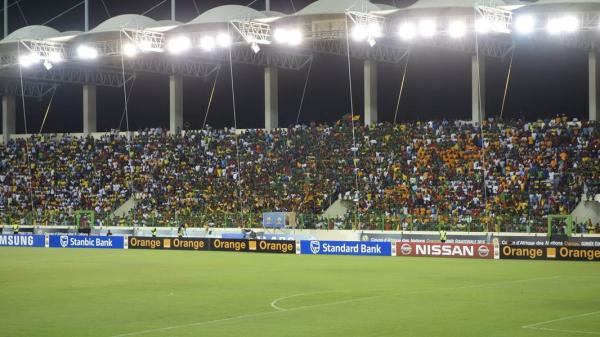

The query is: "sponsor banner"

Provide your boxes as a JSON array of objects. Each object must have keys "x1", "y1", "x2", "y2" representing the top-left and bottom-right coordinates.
[
  {"x1": 0, "y1": 235, "x2": 45, "y2": 248},
  {"x1": 49, "y1": 235, "x2": 124, "y2": 249},
  {"x1": 247, "y1": 240, "x2": 296, "y2": 254},
  {"x1": 396, "y1": 242, "x2": 494, "y2": 259},
  {"x1": 501, "y1": 245, "x2": 600, "y2": 261},
  {"x1": 128, "y1": 237, "x2": 209, "y2": 251},
  {"x1": 498, "y1": 236, "x2": 600, "y2": 248},
  {"x1": 257, "y1": 234, "x2": 313, "y2": 241},
  {"x1": 210, "y1": 238, "x2": 249, "y2": 252},
  {"x1": 300, "y1": 240, "x2": 392, "y2": 256},
  {"x1": 360, "y1": 232, "x2": 490, "y2": 244}
]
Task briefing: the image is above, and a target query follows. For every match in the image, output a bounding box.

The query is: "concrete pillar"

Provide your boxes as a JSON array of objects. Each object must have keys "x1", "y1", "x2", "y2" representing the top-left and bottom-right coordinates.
[
  {"x1": 170, "y1": 74, "x2": 183, "y2": 134},
  {"x1": 264, "y1": 66, "x2": 278, "y2": 131},
  {"x1": 589, "y1": 51, "x2": 599, "y2": 121},
  {"x1": 472, "y1": 55, "x2": 486, "y2": 124},
  {"x1": 83, "y1": 84, "x2": 97, "y2": 134},
  {"x1": 2, "y1": 95, "x2": 15, "y2": 143},
  {"x1": 364, "y1": 60, "x2": 378, "y2": 126}
]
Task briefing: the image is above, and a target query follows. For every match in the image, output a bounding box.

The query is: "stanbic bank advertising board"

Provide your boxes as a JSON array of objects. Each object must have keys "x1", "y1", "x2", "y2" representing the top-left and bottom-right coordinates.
[
  {"x1": 49, "y1": 235, "x2": 124, "y2": 249},
  {"x1": 300, "y1": 240, "x2": 391, "y2": 256}
]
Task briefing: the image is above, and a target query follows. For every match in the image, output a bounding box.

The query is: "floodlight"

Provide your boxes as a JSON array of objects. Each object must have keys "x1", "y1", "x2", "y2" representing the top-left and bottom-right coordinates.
[
  {"x1": 43, "y1": 60, "x2": 53, "y2": 70},
  {"x1": 351, "y1": 24, "x2": 368, "y2": 41},
  {"x1": 562, "y1": 16, "x2": 579, "y2": 33},
  {"x1": 367, "y1": 22, "x2": 382, "y2": 38},
  {"x1": 18, "y1": 53, "x2": 40, "y2": 68},
  {"x1": 216, "y1": 32, "x2": 232, "y2": 48},
  {"x1": 448, "y1": 20, "x2": 466, "y2": 38},
  {"x1": 273, "y1": 28, "x2": 290, "y2": 44},
  {"x1": 251, "y1": 42, "x2": 260, "y2": 54},
  {"x1": 122, "y1": 42, "x2": 138, "y2": 57},
  {"x1": 167, "y1": 36, "x2": 191, "y2": 54},
  {"x1": 288, "y1": 29, "x2": 303, "y2": 46},
  {"x1": 515, "y1": 15, "x2": 535, "y2": 34},
  {"x1": 367, "y1": 37, "x2": 376, "y2": 47},
  {"x1": 418, "y1": 19, "x2": 437, "y2": 38},
  {"x1": 139, "y1": 40, "x2": 153, "y2": 52},
  {"x1": 48, "y1": 52, "x2": 63, "y2": 64},
  {"x1": 475, "y1": 18, "x2": 491, "y2": 34},
  {"x1": 77, "y1": 45, "x2": 98, "y2": 59},
  {"x1": 199, "y1": 36, "x2": 215, "y2": 52},
  {"x1": 398, "y1": 22, "x2": 416, "y2": 40}
]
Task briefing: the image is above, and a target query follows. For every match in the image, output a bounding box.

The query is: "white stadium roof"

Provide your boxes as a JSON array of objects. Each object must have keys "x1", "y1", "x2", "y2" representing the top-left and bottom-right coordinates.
[
  {"x1": 1, "y1": 25, "x2": 60, "y2": 43},
  {"x1": 188, "y1": 5, "x2": 266, "y2": 24},
  {"x1": 293, "y1": 0, "x2": 382, "y2": 16},
  {"x1": 89, "y1": 14, "x2": 157, "y2": 33}
]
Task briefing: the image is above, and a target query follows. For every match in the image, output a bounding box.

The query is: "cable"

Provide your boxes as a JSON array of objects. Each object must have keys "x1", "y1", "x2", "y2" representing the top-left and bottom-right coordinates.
[
  {"x1": 191, "y1": 0, "x2": 200, "y2": 15},
  {"x1": 42, "y1": 1, "x2": 84, "y2": 26},
  {"x1": 0, "y1": 0, "x2": 21, "y2": 13},
  {"x1": 295, "y1": 57, "x2": 313, "y2": 125},
  {"x1": 202, "y1": 66, "x2": 220, "y2": 129},
  {"x1": 245, "y1": 0, "x2": 259, "y2": 7},
  {"x1": 141, "y1": 0, "x2": 168, "y2": 16},
  {"x1": 100, "y1": 0, "x2": 112, "y2": 18},
  {"x1": 344, "y1": 15, "x2": 361, "y2": 222},
  {"x1": 38, "y1": 86, "x2": 57, "y2": 134},
  {"x1": 500, "y1": 47, "x2": 515, "y2": 119},
  {"x1": 227, "y1": 27, "x2": 245, "y2": 227},
  {"x1": 15, "y1": 0, "x2": 27, "y2": 25},
  {"x1": 393, "y1": 50, "x2": 410, "y2": 124},
  {"x1": 17, "y1": 43, "x2": 35, "y2": 217},
  {"x1": 289, "y1": 0, "x2": 297, "y2": 13},
  {"x1": 117, "y1": 76, "x2": 136, "y2": 131},
  {"x1": 474, "y1": 7, "x2": 489, "y2": 228},
  {"x1": 119, "y1": 33, "x2": 131, "y2": 134}
]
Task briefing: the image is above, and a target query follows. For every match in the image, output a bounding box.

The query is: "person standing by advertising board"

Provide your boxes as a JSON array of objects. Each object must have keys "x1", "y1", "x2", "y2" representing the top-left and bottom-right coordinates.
[
  {"x1": 439, "y1": 229, "x2": 447, "y2": 243},
  {"x1": 12, "y1": 219, "x2": 19, "y2": 235},
  {"x1": 151, "y1": 227, "x2": 157, "y2": 237}
]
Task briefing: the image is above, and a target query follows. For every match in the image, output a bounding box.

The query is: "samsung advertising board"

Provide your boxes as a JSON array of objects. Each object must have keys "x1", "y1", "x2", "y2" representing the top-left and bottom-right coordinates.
[
  {"x1": 300, "y1": 240, "x2": 391, "y2": 256},
  {"x1": 0, "y1": 235, "x2": 45, "y2": 248},
  {"x1": 49, "y1": 235, "x2": 124, "y2": 249}
]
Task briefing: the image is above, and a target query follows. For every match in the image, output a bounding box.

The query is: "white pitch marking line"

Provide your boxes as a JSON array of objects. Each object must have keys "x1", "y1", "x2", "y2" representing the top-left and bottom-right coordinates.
[
  {"x1": 271, "y1": 291, "x2": 341, "y2": 311},
  {"x1": 109, "y1": 276, "x2": 560, "y2": 337},
  {"x1": 525, "y1": 326, "x2": 600, "y2": 335}
]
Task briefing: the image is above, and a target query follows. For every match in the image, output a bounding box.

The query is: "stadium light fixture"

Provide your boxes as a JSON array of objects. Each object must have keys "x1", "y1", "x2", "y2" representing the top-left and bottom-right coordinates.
[
  {"x1": 167, "y1": 36, "x2": 191, "y2": 54},
  {"x1": 77, "y1": 45, "x2": 98, "y2": 60},
  {"x1": 199, "y1": 36, "x2": 216, "y2": 52},
  {"x1": 43, "y1": 60, "x2": 53, "y2": 70},
  {"x1": 398, "y1": 22, "x2": 417, "y2": 41},
  {"x1": 122, "y1": 42, "x2": 138, "y2": 57},
  {"x1": 546, "y1": 16, "x2": 578, "y2": 35},
  {"x1": 475, "y1": 18, "x2": 491, "y2": 34},
  {"x1": 448, "y1": 20, "x2": 466, "y2": 38},
  {"x1": 352, "y1": 24, "x2": 368, "y2": 41},
  {"x1": 18, "y1": 53, "x2": 41, "y2": 68},
  {"x1": 515, "y1": 15, "x2": 535, "y2": 34},
  {"x1": 48, "y1": 52, "x2": 63, "y2": 64},
  {"x1": 273, "y1": 28, "x2": 290, "y2": 44},
  {"x1": 367, "y1": 22, "x2": 383, "y2": 38},
  {"x1": 418, "y1": 19, "x2": 437, "y2": 38},
  {"x1": 139, "y1": 40, "x2": 153, "y2": 52},
  {"x1": 288, "y1": 29, "x2": 302, "y2": 46},
  {"x1": 216, "y1": 33, "x2": 232, "y2": 48}
]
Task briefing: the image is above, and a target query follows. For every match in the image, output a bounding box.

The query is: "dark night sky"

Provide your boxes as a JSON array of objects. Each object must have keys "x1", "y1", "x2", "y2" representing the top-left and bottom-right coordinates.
[{"x1": 1, "y1": 0, "x2": 590, "y2": 133}]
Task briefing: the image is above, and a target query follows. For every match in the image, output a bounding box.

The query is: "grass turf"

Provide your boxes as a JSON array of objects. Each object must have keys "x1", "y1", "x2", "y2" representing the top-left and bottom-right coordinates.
[{"x1": 0, "y1": 248, "x2": 599, "y2": 337}]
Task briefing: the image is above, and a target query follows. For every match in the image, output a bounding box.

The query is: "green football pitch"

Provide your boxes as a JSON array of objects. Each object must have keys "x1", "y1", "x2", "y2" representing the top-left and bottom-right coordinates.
[{"x1": 1, "y1": 248, "x2": 599, "y2": 337}]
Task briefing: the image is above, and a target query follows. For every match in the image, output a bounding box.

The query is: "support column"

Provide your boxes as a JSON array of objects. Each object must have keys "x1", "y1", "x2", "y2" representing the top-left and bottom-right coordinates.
[
  {"x1": 472, "y1": 55, "x2": 486, "y2": 124},
  {"x1": 83, "y1": 84, "x2": 97, "y2": 134},
  {"x1": 264, "y1": 66, "x2": 278, "y2": 131},
  {"x1": 589, "y1": 51, "x2": 599, "y2": 121},
  {"x1": 2, "y1": 95, "x2": 15, "y2": 143},
  {"x1": 364, "y1": 60, "x2": 378, "y2": 126},
  {"x1": 170, "y1": 74, "x2": 183, "y2": 134}
]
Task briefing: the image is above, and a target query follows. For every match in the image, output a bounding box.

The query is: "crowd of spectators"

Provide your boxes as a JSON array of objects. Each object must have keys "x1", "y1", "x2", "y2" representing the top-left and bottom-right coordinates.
[{"x1": 0, "y1": 116, "x2": 598, "y2": 232}]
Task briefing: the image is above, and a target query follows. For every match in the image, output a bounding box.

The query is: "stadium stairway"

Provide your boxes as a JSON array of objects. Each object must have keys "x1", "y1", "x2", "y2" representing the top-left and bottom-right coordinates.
[
  {"x1": 113, "y1": 197, "x2": 137, "y2": 217},
  {"x1": 571, "y1": 194, "x2": 600, "y2": 225},
  {"x1": 323, "y1": 198, "x2": 354, "y2": 219}
]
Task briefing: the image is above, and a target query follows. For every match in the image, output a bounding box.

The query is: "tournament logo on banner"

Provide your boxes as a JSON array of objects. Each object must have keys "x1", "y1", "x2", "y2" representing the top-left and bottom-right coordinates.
[
  {"x1": 300, "y1": 240, "x2": 391, "y2": 256},
  {"x1": 0, "y1": 235, "x2": 45, "y2": 248},
  {"x1": 49, "y1": 235, "x2": 124, "y2": 249}
]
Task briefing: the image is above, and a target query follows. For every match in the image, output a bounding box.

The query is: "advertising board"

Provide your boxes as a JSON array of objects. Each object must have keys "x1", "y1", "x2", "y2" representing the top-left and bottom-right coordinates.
[
  {"x1": 396, "y1": 242, "x2": 494, "y2": 259},
  {"x1": 501, "y1": 244, "x2": 600, "y2": 261},
  {"x1": 49, "y1": 235, "x2": 124, "y2": 249},
  {"x1": 0, "y1": 235, "x2": 45, "y2": 248},
  {"x1": 300, "y1": 240, "x2": 391, "y2": 256}
]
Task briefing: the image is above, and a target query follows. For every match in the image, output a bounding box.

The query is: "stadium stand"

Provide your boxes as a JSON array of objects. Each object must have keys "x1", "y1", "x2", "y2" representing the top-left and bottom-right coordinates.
[{"x1": 0, "y1": 116, "x2": 598, "y2": 232}]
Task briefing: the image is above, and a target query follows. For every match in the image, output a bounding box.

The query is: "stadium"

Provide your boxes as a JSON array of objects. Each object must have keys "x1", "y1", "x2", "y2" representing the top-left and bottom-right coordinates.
[{"x1": 0, "y1": 0, "x2": 599, "y2": 336}]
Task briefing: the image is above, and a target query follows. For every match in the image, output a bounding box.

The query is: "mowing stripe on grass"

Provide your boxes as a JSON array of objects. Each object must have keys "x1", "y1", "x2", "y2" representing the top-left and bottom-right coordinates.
[{"x1": 110, "y1": 276, "x2": 561, "y2": 337}]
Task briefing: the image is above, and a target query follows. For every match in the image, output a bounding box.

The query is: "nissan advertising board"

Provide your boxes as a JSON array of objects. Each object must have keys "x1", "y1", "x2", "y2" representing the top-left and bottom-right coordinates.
[{"x1": 396, "y1": 242, "x2": 495, "y2": 259}]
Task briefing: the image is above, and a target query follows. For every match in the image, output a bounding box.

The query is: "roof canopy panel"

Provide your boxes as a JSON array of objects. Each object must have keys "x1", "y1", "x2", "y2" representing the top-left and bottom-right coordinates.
[
  {"x1": 189, "y1": 5, "x2": 266, "y2": 24},
  {"x1": 294, "y1": 0, "x2": 382, "y2": 16},
  {"x1": 407, "y1": 0, "x2": 512, "y2": 10},
  {"x1": 90, "y1": 14, "x2": 157, "y2": 33},
  {"x1": 1, "y1": 25, "x2": 61, "y2": 43}
]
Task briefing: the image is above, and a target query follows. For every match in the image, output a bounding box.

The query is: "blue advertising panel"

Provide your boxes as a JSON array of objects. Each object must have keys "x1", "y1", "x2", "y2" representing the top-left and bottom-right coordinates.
[
  {"x1": 262, "y1": 212, "x2": 286, "y2": 229},
  {"x1": 0, "y1": 235, "x2": 45, "y2": 248},
  {"x1": 300, "y1": 240, "x2": 391, "y2": 256},
  {"x1": 49, "y1": 235, "x2": 124, "y2": 249}
]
